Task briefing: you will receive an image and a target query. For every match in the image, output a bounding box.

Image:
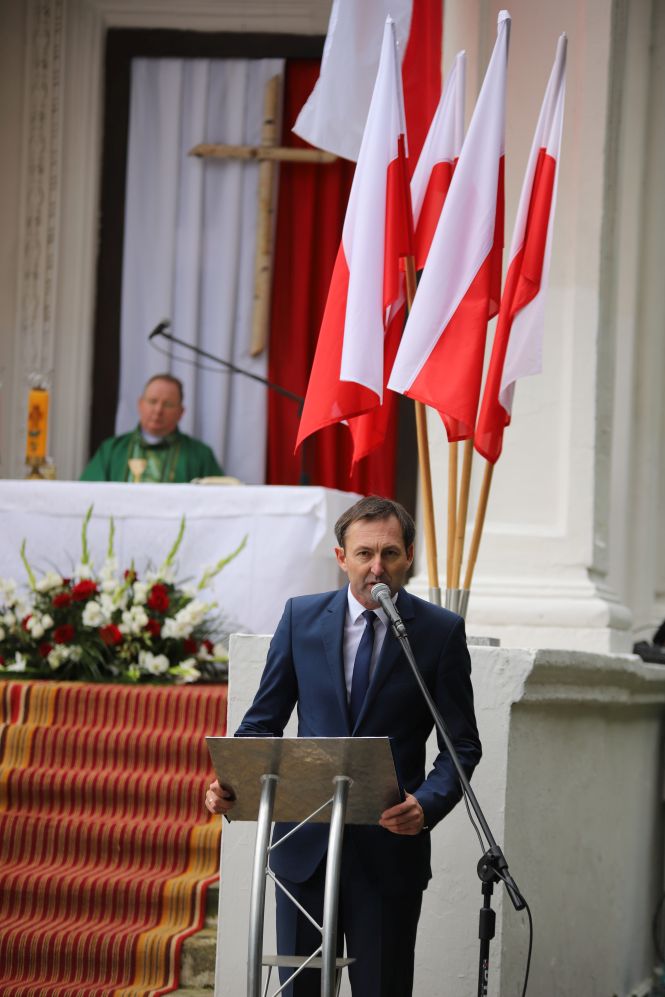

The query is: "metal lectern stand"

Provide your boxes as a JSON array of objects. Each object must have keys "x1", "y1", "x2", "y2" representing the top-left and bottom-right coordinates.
[{"x1": 207, "y1": 736, "x2": 401, "y2": 997}]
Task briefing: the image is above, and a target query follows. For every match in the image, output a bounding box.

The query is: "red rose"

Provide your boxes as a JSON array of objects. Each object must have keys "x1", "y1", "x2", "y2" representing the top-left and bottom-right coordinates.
[
  {"x1": 38, "y1": 642, "x2": 53, "y2": 658},
  {"x1": 0, "y1": 655, "x2": 5, "y2": 666},
  {"x1": 147, "y1": 584, "x2": 170, "y2": 613},
  {"x1": 53, "y1": 624, "x2": 75, "y2": 644},
  {"x1": 99, "y1": 624, "x2": 123, "y2": 646},
  {"x1": 21, "y1": 614, "x2": 32, "y2": 631},
  {"x1": 124, "y1": 569, "x2": 137, "y2": 582},
  {"x1": 145, "y1": 618, "x2": 161, "y2": 639},
  {"x1": 71, "y1": 580, "x2": 98, "y2": 601},
  {"x1": 203, "y1": 639, "x2": 214, "y2": 654},
  {"x1": 52, "y1": 592, "x2": 72, "y2": 608},
  {"x1": 183, "y1": 637, "x2": 198, "y2": 655}
]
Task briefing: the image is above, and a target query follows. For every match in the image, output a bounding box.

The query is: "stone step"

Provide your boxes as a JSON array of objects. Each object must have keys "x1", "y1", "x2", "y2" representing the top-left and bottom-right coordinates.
[
  {"x1": 173, "y1": 879, "x2": 219, "y2": 993},
  {"x1": 205, "y1": 879, "x2": 219, "y2": 926},
  {"x1": 171, "y1": 989, "x2": 214, "y2": 997},
  {"x1": 179, "y1": 926, "x2": 217, "y2": 989}
]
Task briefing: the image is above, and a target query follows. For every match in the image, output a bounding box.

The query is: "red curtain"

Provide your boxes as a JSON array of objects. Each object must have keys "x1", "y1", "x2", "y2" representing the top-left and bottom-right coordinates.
[
  {"x1": 403, "y1": 0, "x2": 444, "y2": 173},
  {"x1": 266, "y1": 61, "x2": 398, "y2": 497},
  {"x1": 266, "y1": 10, "x2": 443, "y2": 497}
]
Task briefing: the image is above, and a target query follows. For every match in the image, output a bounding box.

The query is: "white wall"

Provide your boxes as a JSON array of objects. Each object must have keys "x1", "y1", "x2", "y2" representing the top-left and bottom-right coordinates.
[
  {"x1": 216, "y1": 634, "x2": 665, "y2": 997},
  {"x1": 410, "y1": 0, "x2": 665, "y2": 654}
]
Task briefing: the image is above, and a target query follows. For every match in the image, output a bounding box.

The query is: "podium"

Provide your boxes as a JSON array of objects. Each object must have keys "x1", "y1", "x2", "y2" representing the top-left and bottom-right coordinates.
[{"x1": 207, "y1": 736, "x2": 401, "y2": 997}]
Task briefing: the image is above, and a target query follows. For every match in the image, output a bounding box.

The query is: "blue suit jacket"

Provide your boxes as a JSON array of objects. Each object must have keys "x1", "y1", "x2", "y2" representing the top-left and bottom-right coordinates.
[{"x1": 236, "y1": 587, "x2": 481, "y2": 896}]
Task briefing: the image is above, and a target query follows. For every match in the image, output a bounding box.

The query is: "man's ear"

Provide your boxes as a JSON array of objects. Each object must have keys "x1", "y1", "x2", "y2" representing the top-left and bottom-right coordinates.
[
  {"x1": 334, "y1": 546, "x2": 348, "y2": 574},
  {"x1": 406, "y1": 544, "x2": 415, "y2": 569}
]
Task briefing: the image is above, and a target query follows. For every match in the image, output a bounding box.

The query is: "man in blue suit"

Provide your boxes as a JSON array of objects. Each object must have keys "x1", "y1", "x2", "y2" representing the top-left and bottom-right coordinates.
[{"x1": 206, "y1": 496, "x2": 481, "y2": 996}]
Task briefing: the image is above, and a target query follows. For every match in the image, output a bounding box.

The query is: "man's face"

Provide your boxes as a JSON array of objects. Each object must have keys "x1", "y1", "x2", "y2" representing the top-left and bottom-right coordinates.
[
  {"x1": 335, "y1": 515, "x2": 414, "y2": 610},
  {"x1": 137, "y1": 379, "x2": 183, "y2": 438}
]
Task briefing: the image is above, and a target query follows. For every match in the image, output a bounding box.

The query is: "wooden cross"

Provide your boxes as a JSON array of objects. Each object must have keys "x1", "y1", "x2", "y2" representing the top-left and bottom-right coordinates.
[{"x1": 190, "y1": 75, "x2": 337, "y2": 356}]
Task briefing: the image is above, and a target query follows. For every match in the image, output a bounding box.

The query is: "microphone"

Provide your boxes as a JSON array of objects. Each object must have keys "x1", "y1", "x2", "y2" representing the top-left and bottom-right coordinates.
[
  {"x1": 371, "y1": 583, "x2": 407, "y2": 638},
  {"x1": 148, "y1": 319, "x2": 171, "y2": 340}
]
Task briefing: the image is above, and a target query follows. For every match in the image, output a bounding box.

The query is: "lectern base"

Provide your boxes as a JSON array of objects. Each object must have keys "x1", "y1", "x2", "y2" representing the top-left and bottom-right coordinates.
[{"x1": 262, "y1": 955, "x2": 354, "y2": 997}]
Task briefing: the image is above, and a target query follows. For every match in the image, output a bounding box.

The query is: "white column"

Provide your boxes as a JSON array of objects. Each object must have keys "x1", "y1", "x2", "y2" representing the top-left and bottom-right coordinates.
[{"x1": 411, "y1": 0, "x2": 664, "y2": 652}]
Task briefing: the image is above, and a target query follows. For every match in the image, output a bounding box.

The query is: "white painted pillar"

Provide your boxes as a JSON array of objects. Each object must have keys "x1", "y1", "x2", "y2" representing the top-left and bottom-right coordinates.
[
  {"x1": 410, "y1": 0, "x2": 665, "y2": 652},
  {"x1": 215, "y1": 634, "x2": 665, "y2": 996}
]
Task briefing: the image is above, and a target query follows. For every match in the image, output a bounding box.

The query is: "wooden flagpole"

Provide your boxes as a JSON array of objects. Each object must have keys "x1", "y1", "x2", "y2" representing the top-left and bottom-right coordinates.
[
  {"x1": 462, "y1": 459, "x2": 494, "y2": 593},
  {"x1": 446, "y1": 441, "x2": 458, "y2": 593},
  {"x1": 405, "y1": 257, "x2": 440, "y2": 605},
  {"x1": 451, "y1": 437, "x2": 474, "y2": 592}
]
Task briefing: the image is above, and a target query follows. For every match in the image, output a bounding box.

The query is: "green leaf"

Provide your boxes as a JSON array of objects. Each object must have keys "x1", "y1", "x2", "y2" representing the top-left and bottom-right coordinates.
[
  {"x1": 197, "y1": 534, "x2": 248, "y2": 591},
  {"x1": 81, "y1": 505, "x2": 94, "y2": 565},
  {"x1": 19, "y1": 540, "x2": 37, "y2": 591},
  {"x1": 106, "y1": 517, "x2": 115, "y2": 560},
  {"x1": 160, "y1": 516, "x2": 186, "y2": 572}
]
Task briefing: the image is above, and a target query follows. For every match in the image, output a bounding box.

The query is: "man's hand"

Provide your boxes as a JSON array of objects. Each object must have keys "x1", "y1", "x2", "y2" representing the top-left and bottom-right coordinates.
[
  {"x1": 379, "y1": 792, "x2": 425, "y2": 835},
  {"x1": 205, "y1": 778, "x2": 236, "y2": 815}
]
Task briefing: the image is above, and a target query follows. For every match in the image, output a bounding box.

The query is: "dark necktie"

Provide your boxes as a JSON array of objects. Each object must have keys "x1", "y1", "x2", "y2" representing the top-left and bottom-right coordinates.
[{"x1": 349, "y1": 610, "x2": 376, "y2": 726}]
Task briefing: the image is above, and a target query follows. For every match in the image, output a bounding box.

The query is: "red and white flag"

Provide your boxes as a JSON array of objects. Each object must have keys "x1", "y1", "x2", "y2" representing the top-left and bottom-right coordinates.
[
  {"x1": 295, "y1": 19, "x2": 414, "y2": 459},
  {"x1": 388, "y1": 11, "x2": 510, "y2": 442},
  {"x1": 292, "y1": 0, "x2": 412, "y2": 162},
  {"x1": 411, "y1": 50, "x2": 466, "y2": 271},
  {"x1": 475, "y1": 35, "x2": 567, "y2": 464}
]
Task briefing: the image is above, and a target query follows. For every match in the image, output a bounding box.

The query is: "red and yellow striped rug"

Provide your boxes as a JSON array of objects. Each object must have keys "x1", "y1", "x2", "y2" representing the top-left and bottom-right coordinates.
[{"x1": 0, "y1": 679, "x2": 227, "y2": 996}]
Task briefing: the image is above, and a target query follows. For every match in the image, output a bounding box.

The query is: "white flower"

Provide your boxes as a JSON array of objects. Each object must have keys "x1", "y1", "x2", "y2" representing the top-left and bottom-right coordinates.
[
  {"x1": 82, "y1": 600, "x2": 105, "y2": 627},
  {"x1": 7, "y1": 652, "x2": 27, "y2": 672},
  {"x1": 132, "y1": 582, "x2": 148, "y2": 605},
  {"x1": 161, "y1": 617, "x2": 190, "y2": 639},
  {"x1": 99, "y1": 557, "x2": 118, "y2": 581},
  {"x1": 99, "y1": 593, "x2": 114, "y2": 615},
  {"x1": 36, "y1": 571, "x2": 63, "y2": 593},
  {"x1": 41, "y1": 614, "x2": 53, "y2": 630},
  {"x1": 120, "y1": 605, "x2": 148, "y2": 635},
  {"x1": 101, "y1": 578, "x2": 117, "y2": 594},
  {"x1": 175, "y1": 600, "x2": 210, "y2": 629},
  {"x1": 74, "y1": 562, "x2": 94, "y2": 580},
  {"x1": 29, "y1": 620, "x2": 45, "y2": 639},
  {"x1": 212, "y1": 642, "x2": 228, "y2": 662},
  {"x1": 0, "y1": 578, "x2": 18, "y2": 601},
  {"x1": 138, "y1": 651, "x2": 170, "y2": 675},
  {"x1": 47, "y1": 646, "x2": 67, "y2": 670},
  {"x1": 3, "y1": 612, "x2": 16, "y2": 627},
  {"x1": 145, "y1": 566, "x2": 175, "y2": 584},
  {"x1": 170, "y1": 657, "x2": 201, "y2": 684}
]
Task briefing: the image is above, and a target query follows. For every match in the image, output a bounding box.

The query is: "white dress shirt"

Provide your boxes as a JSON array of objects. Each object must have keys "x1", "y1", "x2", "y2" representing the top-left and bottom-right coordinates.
[{"x1": 342, "y1": 586, "x2": 396, "y2": 702}]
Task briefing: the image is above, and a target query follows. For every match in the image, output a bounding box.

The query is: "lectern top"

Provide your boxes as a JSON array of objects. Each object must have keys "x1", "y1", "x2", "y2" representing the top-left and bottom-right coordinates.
[{"x1": 206, "y1": 736, "x2": 402, "y2": 825}]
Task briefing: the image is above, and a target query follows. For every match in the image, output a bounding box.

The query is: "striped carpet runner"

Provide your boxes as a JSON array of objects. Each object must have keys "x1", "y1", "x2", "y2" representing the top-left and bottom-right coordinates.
[{"x1": 0, "y1": 680, "x2": 227, "y2": 996}]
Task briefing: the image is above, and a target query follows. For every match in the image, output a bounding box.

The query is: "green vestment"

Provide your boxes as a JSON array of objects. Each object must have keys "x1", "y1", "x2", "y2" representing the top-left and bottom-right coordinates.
[{"x1": 80, "y1": 427, "x2": 223, "y2": 483}]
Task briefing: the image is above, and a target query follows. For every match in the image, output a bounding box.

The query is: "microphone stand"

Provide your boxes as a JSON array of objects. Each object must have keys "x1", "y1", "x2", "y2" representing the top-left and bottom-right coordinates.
[
  {"x1": 378, "y1": 594, "x2": 526, "y2": 997},
  {"x1": 148, "y1": 322, "x2": 310, "y2": 484}
]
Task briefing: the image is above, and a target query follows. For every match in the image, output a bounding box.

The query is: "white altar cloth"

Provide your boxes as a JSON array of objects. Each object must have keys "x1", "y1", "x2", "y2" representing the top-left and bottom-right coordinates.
[{"x1": 0, "y1": 481, "x2": 361, "y2": 635}]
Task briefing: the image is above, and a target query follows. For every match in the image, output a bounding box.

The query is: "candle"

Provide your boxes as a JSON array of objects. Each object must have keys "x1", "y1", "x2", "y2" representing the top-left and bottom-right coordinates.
[{"x1": 26, "y1": 388, "x2": 49, "y2": 461}]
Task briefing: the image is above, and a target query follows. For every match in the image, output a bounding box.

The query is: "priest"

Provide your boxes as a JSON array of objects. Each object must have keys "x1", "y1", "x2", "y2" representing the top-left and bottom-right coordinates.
[{"x1": 81, "y1": 374, "x2": 223, "y2": 483}]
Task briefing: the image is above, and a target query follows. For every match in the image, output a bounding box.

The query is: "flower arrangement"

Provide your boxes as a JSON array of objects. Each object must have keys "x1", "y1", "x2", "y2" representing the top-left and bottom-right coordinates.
[{"x1": 0, "y1": 507, "x2": 246, "y2": 684}]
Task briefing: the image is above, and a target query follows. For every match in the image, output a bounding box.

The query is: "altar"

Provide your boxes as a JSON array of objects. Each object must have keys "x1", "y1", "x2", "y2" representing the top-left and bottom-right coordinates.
[{"x1": 0, "y1": 481, "x2": 361, "y2": 635}]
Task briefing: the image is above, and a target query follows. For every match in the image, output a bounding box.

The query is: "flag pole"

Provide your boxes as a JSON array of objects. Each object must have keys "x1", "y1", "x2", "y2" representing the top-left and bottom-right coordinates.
[
  {"x1": 405, "y1": 257, "x2": 440, "y2": 606},
  {"x1": 445, "y1": 442, "x2": 458, "y2": 608},
  {"x1": 451, "y1": 437, "x2": 474, "y2": 603},
  {"x1": 458, "y1": 459, "x2": 494, "y2": 617}
]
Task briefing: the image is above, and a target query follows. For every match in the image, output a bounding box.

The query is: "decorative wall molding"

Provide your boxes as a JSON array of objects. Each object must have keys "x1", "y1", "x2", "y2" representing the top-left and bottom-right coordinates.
[
  {"x1": 12, "y1": 0, "x2": 64, "y2": 472},
  {"x1": 88, "y1": 0, "x2": 332, "y2": 33}
]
